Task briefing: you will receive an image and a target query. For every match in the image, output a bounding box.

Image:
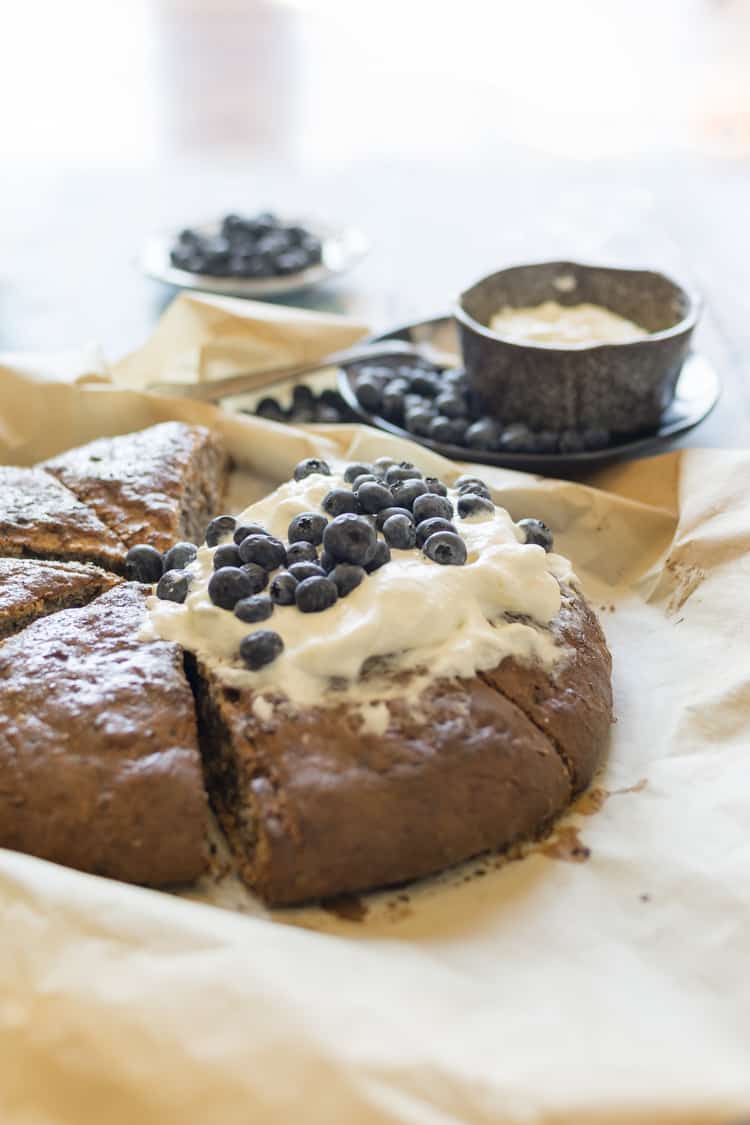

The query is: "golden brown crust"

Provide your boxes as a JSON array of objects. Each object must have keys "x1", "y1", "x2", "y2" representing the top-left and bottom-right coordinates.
[
  {"x1": 42, "y1": 421, "x2": 229, "y2": 553},
  {"x1": 0, "y1": 466, "x2": 127, "y2": 571},
  {"x1": 0, "y1": 583, "x2": 210, "y2": 885},
  {"x1": 481, "y1": 587, "x2": 613, "y2": 792},
  {"x1": 191, "y1": 660, "x2": 573, "y2": 906},
  {"x1": 0, "y1": 557, "x2": 120, "y2": 640}
]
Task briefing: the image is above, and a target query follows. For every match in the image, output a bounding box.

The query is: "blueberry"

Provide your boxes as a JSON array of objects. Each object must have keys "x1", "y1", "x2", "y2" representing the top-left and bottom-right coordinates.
[
  {"x1": 410, "y1": 373, "x2": 440, "y2": 397},
  {"x1": 289, "y1": 561, "x2": 326, "y2": 582},
  {"x1": 518, "y1": 518, "x2": 554, "y2": 552},
  {"x1": 412, "y1": 493, "x2": 453, "y2": 524},
  {"x1": 208, "y1": 566, "x2": 253, "y2": 611},
  {"x1": 404, "y1": 407, "x2": 436, "y2": 436},
  {"x1": 382, "y1": 514, "x2": 417, "y2": 549},
  {"x1": 372, "y1": 456, "x2": 396, "y2": 476},
  {"x1": 295, "y1": 575, "x2": 339, "y2": 613},
  {"x1": 322, "y1": 488, "x2": 360, "y2": 517},
  {"x1": 354, "y1": 377, "x2": 382, "y2": 412},
  {"x1": 236, "y1": 533, "x2": 285, "y2": 570},
  {"x1": 558, "y1": 430, "x2": 586, "y2": 454},
  {"x1": 240, "y1": 563, "x2": 269, "y2": 594},
  {"x1": 319, "y1": 549, "x2": 336, "y2": 573},
  {"x1": 315, "y1": 404, "x2": 342, "y2": 424},
  {"x1": 499, "y1": 424, "x2": 534, "y2": 452},
  {"x1": 329, "y1": 563, "x2": 365, "y2": 597},
  {"x1": 233, "y1": 522, "x2": 270, "y2": 546},
  {"x1": 457, "y1": 493, "x2": 495, "y2": 519},
  {"x1": 234, "y1": 594, "x2": 274, "y2": 624},
  {"x1": 442, "y1": 367, "x2": 468, "y2": 390},
  {"x1": 205, "y1": 515, "x2": 237, "y2": 547},
  {"x1": 364, "y1": 539, "x2": 391, "y2": 573},
  {"x1": 288, "y1": 403, "x2": 315, "y2": 424},
  {"x1": 213, "y1": 543, "x2": 242, "y2": 569},
  {"x1": 415, "y1": 517, "x2": 457, "y2": 547},
  {"x1": 287, "y1": 512, "x2": 328, "y2": 546},
  {"x1": 429, "y1": 416, "x2": 468, "y2": 445},
  {"x1": 422, "y1": 531, "x2": 467, "y2": 566},
  {"x1": 385, "y1": 464, "x2": 422, "y2": 485},
  {"x1": 455, "y1": 476, "x2": 492, "y2": 500},
  {"x1": 381, "y1": 390, "x2": 405, "y2": 419},
  {"x1": 434, "y1": 391, "x2": 468, "y2": 418},
  {"x1": 239, "y1": 630, "x2": 284, "y2": 671},
  {"x1": 390, "y1": 478, "x2": 428, "y2": 510},
  {"x1": 465, "y1": 418, "x2": 501, "y2": 451},
  {"x1": 423, "y1": 477, "x2": 448, "y2": 497},
  {"x1": 344, "y1": 462, "x2": 372, "y2": 483},
  {"x1": 292, "y1": 384, "x2": 316, "y2": 411},
  {"x1": 156, "y1": 569, "x2": 191, "y2": 603},
  {"x1": 535, "y1": 431, "x2": 560, "y2": 454},
  {"x1": 125, "y1": 544, "x2": 164, "y2": 584},
  {"x1": 357, "y1": 480, "x2": 393, "y2": 514},
  {"x1": 255, "y1": 397, "x2": 286, "y2": 423},
  {"x1": 276, "y1": 249, "x2": 310, "y2": 274},
  {"x1": 351, "y1": 473, "x2": 378, "y2": 493},
  {"x1": 293, "y1": 458, "x2": 331, "y2": 481},
  {"x1": 285, "y1": 541, "x2": 318, "y2": 566},
  {"x1": 269, "y1": 571, "x2": 298, "y2": 605},
  {"x1": 162, "y1": 541, "x2": 197, "y2": 572},
  {"x1": 375, "y1": 505, "x2": 414, "y2": 531},
  {"x1": 582, "y1": 428, "x2": 611, "y2": 450},
  {"x1": 323, "y1": 513, "x2": 377, "y2": 565}
]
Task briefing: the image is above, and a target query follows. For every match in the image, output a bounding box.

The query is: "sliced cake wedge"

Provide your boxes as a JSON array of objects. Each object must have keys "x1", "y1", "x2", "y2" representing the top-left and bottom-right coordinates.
[{"x1": 0, "y1": 557, "x2": 120, "y2": 640}]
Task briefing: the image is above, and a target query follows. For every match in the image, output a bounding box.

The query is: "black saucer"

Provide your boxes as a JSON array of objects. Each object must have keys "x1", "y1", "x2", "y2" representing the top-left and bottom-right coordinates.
[{"x1": 336, "y1": 314, "x2": 721, "y2": 474}]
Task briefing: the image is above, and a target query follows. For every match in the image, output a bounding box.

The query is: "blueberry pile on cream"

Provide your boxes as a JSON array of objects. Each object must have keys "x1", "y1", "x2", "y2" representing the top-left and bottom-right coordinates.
[{"x1": 139, "y1": 457, "x2": 570, "y2": 709}]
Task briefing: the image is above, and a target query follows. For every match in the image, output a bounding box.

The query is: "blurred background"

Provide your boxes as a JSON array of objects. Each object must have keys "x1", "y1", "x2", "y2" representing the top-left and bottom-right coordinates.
[{"x1": 1, "y1": 0, "x2": 748, "y2": 442}]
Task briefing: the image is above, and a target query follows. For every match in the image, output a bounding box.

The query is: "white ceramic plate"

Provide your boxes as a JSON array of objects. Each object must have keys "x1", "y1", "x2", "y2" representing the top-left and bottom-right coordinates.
[{"x1": 142, "y1": 218, "x2": 369, "y2": 298}]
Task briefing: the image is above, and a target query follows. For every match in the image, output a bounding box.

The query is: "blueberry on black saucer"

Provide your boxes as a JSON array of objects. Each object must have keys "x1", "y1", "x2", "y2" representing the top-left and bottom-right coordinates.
[
  {"x1": 354, "y1": 376, "x2": 382, "y2": 412},
  {"x1": 382, "y1": 513, "x2": 416, "y2": 550},
  {"x1": 293, "y1": 457, "x2": 331, "y2": 481},
  {"x1": 329, "y1": 563, "x2": 365, "y2": 597},
  {"x1": 430, "y1": 416, "x2": 469, "y2": 445},
  {"x1": 162, "y1": 541, "x2": 197, "y2": 572},
  {"x1": 233, "y1": 522, "x2": 270, "y2": 545},
  {"x1": 240, "y1": 629, "x2": 284, "y2": 671},
  {"x1": 238, "y1": 534, "x2": 287, "y2": 570},
  {"x1": 125, "y1": 544, "x2": 164, "y2": 584},
  {"x1": 582, "y1": 428, "x2": 610, "y2": 451},
  {"x1": 322, "y1": 488, "x2": 360, "y2": 517},
  {"x1": 205, "y1": 515, "x2": 237, "y2": 547},
  {"x1": 344, "y1": 462, "x2": 372, "y2": 483},
  {"x1": 213, "y1": 543, "x2": 242, "y2": 570},
  {"x1": 518, "y1": 518, "x2": 554, "y2": 552},
  {"x1": 457, "y1": 493, "x2": 495, "y2": 519},
  {"x1": 465, "y1": 418, "x2": 501, "y2": 452},
  {"x1": 416, "y1": 517, "x2": 457, "y2": 547},
  {"x1": 375, "y1": 505, "x2": 414, "y2": 531},
  {"x1": 288, "y1": 511, "x2": 328, "y2": 546},
  {"x1": 288, "y1": 561, "x2": 326, "y2": 582},
  {"x1": 156, "y1": 569, "x2": 191, "y2": 604},
  {"x1": 364, "y1": 539, "x2": 391, "y2": 573},
  {"x1": 434, "y1": 391, "x2": 467, "y2": 419},
  {"x1": 558, "y1": 430, "x2": 586, "y2": 454},
  {"x1": 412, "y1": 493, "x2": 453, "y2": 524},
  {"x1": 356, "y1": 480, "x2": 393, "y2": 514},
  {"x1": 269, "y1": 571, "x2": 298, "y2": 605},
  {"x1": 208, "y1": 566, "x2": 253, "y2": 611},
  {"x1": 322, "y1": 513, "x2": 376, "y2": 565},
  {"x1": 422, "y1": 531, "x2": 467, "y2": 566},
  {"x1": 234, "y1": 594, "x2": 274, "y2": 624},
  {"x1": 404, "y1": 407, "x2": 436, "y2": 437},
  {"x1": 295, "y1": 575, "x2": 338, "y2": 613},
  {"x1": 240, "y1": 562, "x2": 269, "y2": 594},
  {"x1": 499, "y1": 424, "x2": 533, "y2": 452},
  {"x1": 285, "y1": 541, "x2": 318, "y2": 566}
]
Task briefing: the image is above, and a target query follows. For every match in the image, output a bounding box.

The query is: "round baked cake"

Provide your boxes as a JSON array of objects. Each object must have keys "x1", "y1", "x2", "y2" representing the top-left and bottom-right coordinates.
[{"x1": 146, "y1": 456, "x2": 613, "y2": 906}]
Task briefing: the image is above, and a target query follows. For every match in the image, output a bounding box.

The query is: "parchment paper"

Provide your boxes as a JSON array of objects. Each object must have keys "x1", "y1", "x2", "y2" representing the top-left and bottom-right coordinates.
[{"x1": 1, "y1": 295, "x2": 749, "y2": 1125}]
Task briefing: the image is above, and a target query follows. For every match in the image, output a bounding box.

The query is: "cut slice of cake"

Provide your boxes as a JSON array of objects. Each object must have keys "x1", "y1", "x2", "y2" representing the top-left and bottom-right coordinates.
[
  {"x1": 42, "y1": 421, "x2": 229, "y2": 553},
  {"x1": 0, "y1": 466, "x2": 127, "y2": 571},
  {"x1": 0, "y1": 582, "x2": 210, "y2": 885},
  {"x1": 0, "y1": 557, "x2": 120, "y2": 640}
]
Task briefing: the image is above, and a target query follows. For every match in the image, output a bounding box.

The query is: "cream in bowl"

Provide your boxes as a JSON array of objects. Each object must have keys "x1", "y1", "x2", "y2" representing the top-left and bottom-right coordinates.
[{"x1": 488, "y1": 300, "x2": 647, "y2": 349}]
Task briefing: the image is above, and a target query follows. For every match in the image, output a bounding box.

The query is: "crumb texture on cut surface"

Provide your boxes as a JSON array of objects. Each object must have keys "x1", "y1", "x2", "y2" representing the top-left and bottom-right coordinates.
[
  {"x1": 191, "y1": 654, "x2": 574, "y2": 906},
  {"x1": 0, "y1": 557, "x2": 120, "y2": 640},
  {"x1": 0, "y1": 465, "x2": 127, "y2": 571},
  {"x1": 0, "y1": 582, "x2": 210, "y2": 885},
  {"x1": 41, "y1": 421, "x2": 229, "y2": 553}
]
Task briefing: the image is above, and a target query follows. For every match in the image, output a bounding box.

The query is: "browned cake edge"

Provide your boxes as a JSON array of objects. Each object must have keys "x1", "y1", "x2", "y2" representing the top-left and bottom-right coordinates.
[
  {"x1": 0, "y1": 559, "x2": 121, "y2": 641},
  {"x1": 177, "y1": 428, "x2": 231, "y2": 546}
]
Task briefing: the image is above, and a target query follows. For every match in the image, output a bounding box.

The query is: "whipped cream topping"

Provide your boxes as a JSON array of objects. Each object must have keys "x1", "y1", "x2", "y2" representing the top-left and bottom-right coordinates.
[
  {"x1": 144, "y1": 468, "x2": 575, "y2": 710},
  {"x1": 489, "y1": 300, "x2": 646, "y2": 348}
]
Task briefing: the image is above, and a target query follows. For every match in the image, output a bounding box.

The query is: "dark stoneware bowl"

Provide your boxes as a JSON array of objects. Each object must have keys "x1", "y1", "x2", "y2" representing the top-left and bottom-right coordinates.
[{"x1": 456, "y1": 262, "x2": 700, "y2": 434}]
